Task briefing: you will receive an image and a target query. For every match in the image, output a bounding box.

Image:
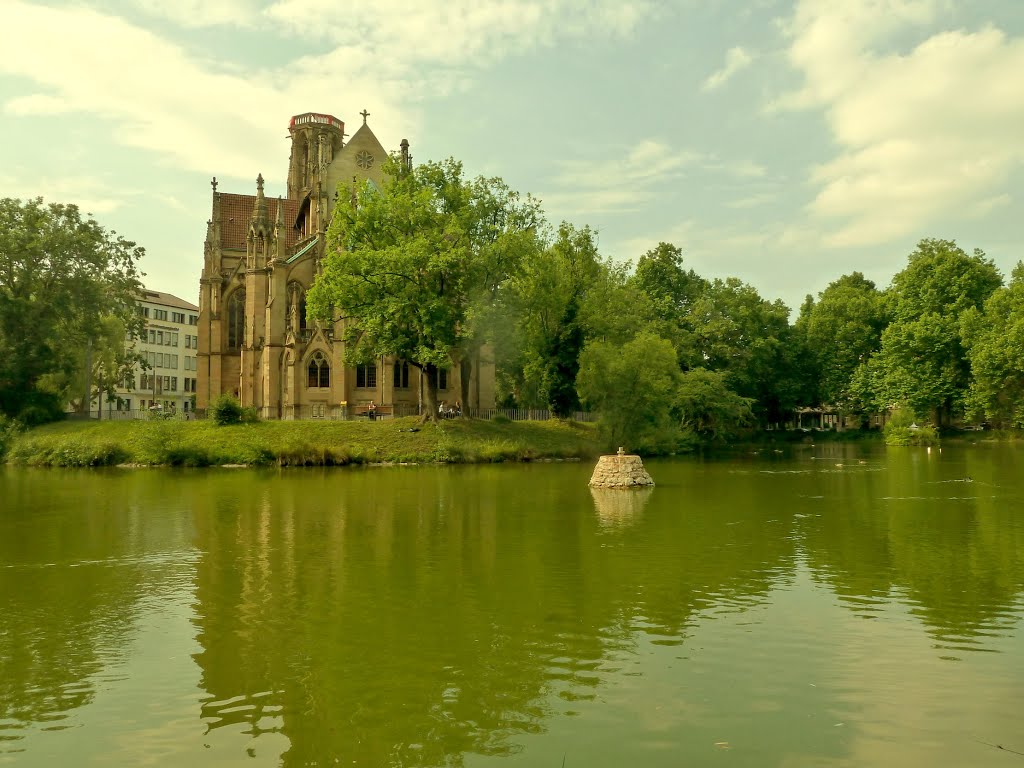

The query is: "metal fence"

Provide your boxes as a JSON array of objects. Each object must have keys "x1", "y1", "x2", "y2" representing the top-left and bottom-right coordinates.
[
  {"x1": 73, "y1": 405, "x2": 596, "y2": 423},
  {"x1": 67, "y1": 409, "x2": 203, "y2": 421}
]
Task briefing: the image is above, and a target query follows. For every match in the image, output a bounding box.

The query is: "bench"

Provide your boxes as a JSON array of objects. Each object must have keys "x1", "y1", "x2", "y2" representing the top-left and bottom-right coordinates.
[{"x1": 353, "y1": 404, "x2": 393, "y2": 420}]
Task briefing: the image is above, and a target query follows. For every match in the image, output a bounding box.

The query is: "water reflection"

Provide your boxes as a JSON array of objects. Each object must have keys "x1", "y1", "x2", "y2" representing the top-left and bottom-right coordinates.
[
  {"x1": 1, "y1": 447, "x2": 1023, "y2": 766},
  {"x1": 589, "y1": 487, "x2": 652, "y2": 529},
  {"x1": 0, "y1": 470, "x2": 193, "y2": 756}
]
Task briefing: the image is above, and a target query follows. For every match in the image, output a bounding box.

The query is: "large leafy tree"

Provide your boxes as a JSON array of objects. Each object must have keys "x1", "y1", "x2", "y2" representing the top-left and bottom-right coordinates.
[
  {"x1": 0, "y1": 198, "x2": 145, "y2": 423},
  {"x1": 675, "y1": 368, "x2": 754, "y2": 440},
  {"x1": 629, "y1": 242, "x2": 707, "y2": 367},
  {"x1": 576, "y1": 331, "x2": 682, "y2": 451},
  {"x1": 796, "y1": 272, "x2": 888, "y2": 413},
  {"x1": 867, "y1": 239, "x2": 1001, "y2": 424},
  {"x1": 962, "y1": 262, "x2": 1024, "y2": 427},
  {"x1": 503, "y1": 222, "x2": 603, "y2": 416},
  {"x1": 686, "y1": 277, "x2": 797, "y2": 425},
  {"x1": 308, "y1": 157, "x2": 540, "y2": 422}
]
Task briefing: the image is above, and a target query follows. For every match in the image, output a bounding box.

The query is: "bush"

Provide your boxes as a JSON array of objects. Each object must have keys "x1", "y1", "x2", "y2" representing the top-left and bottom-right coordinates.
[
  {"x1": 884, "y1": 406, "x2": 940, "y2": 446},
  {"x1": 241, "y1": 406, "x2": 260, "y2": 423},
  {"x1": 210, "y1": 394, "x2": 244, "y2": 426},
  {"x1": 0, "y1": 415, "x2": 23, "y2": 459}
]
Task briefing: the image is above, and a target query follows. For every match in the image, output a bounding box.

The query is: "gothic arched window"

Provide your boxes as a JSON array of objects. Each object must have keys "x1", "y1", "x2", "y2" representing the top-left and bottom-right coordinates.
[
  {"x1": 227, "y1": 290, "x2": 246, "y2": 350},
  {"x1": 307, "y1": 351, "x2": 330, "y2": 388}
]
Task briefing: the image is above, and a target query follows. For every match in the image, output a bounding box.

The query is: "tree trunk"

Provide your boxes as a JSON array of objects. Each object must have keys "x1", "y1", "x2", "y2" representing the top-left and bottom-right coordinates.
[{"x1": 419, "y1": 362, "x2": 440, "y2": 424}]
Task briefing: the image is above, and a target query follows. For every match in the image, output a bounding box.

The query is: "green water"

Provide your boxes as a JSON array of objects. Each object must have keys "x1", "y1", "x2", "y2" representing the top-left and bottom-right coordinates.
[{"x1": 1, "y1": 443, "x2": 1023, "y2": 767}]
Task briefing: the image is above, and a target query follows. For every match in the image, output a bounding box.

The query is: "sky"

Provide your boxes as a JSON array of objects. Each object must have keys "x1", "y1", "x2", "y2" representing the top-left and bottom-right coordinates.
[{"x1": 1, "y1": 0, "x2": 1022, "y2": 315}]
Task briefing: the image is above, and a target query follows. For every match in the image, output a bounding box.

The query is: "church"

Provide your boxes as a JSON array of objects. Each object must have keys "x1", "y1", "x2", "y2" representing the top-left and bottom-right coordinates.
[{"x1": 196, "y1": 111, "x2": 496, "y2": 419}]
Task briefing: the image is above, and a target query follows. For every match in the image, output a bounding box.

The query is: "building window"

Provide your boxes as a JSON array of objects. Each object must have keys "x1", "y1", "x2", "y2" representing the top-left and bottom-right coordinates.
[
  {"x1": 393, "y1": 361, "x2": 409, "y2": 389},
  {"x1": 123, "y1": 372, "x2": 135, "y2": 390},
  {"x1": 307, "y1": 351, "x2": 330, "y2": 388},
  {"x1": 227, "y1": 290, "x2": 246, "y2": 349},
  {"x1": 356, "y1": 363, "x2": 377, "y2": 389},
  {"x1": 154, "y1": 309, "x2": 168, "y2": 321},
  {"x1": 172, "y1": 312, "x2": 185, "y2": 323},
  {"x1": 429, "y1": 366, "x2": 449, "y2": 390},
  {"x1": 189, "y1": 314, "x2": 198, "y2": 325}
]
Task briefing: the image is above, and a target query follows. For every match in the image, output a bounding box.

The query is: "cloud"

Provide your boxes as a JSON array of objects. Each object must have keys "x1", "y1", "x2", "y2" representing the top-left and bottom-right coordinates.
[
  {"x1": 777, "y1": 0, "x2": 1024, "y2": 247},
  {"x1": 0, "y1": 1, "x2": 653, "y2": 182},
  {"x1": 129, "y1": 0, "x2": 264, "y2": 28},
  {"x1": 0, "y1": 173, "x2": 128, "y2": 215},
  {"x1": 265, "y1": 0, "x2": 651, "y2": 65},
  {"x1": 702, "y1": 46, "x2": 753, "y2": 92},
  {"x1": 543, "y1": 140, "x2": 697, "y2": 214}
]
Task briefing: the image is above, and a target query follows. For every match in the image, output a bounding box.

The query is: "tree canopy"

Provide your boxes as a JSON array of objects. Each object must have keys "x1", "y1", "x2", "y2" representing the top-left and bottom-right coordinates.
[
  {"x1": 0, "y1": 198, "x2": 145, "y2": 423},
  {"x1": 863, "y1": 240, "x2": 1001, "y2": 424},
  {"x1": 308, "y1": 157, "x2": 541, "y2": 421}
]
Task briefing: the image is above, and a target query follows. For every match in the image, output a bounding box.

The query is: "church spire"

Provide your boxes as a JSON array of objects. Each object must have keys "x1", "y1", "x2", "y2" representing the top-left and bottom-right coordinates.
[{"x1": 251, "y1": 173, "x2": 268, "y2": 225}]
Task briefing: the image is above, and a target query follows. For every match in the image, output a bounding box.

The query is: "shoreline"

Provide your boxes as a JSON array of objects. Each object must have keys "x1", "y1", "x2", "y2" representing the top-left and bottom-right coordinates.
[{"x1": 2, "y1": 417, "x2": 604, "y2": 468}]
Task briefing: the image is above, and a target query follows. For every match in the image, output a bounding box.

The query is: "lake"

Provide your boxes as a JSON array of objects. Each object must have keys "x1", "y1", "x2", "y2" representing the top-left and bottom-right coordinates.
[{"x1": 1, "y1": 442, "x2": 1023, "y2": 767}]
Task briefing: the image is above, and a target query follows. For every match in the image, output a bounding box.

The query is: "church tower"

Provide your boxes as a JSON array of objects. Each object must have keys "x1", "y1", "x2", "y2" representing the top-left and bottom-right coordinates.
[{"x1": 287, "y1": 113, "x2": 346, "y2": 199}]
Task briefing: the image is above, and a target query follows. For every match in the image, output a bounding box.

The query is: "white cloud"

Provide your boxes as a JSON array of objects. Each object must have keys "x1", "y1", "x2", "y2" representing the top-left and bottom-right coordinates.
[
  {"x1": 0, "y1": 0, "x2": 653, "y2": 183},
  {"x1": 702, "y1": 46, "x2": 753, "y2": 92},
  {"x1": 543, "y1": 140, "x2": 697, "y2": 214},
  {"x1": 778, "y1": 0, "x2": 1024, "y2": 247},
  {"x1": 129, "y1": 0, "x2": 264, "y2": 28},
  {"x1": 0, "y1": 173, "x2": 127, "y2": 215},
  {"x1": 4, "y1": 94, "x2": 73, "y2": 116},
  {"x1": 265, "y1": 0, "x2": 650, "y2": 65}
]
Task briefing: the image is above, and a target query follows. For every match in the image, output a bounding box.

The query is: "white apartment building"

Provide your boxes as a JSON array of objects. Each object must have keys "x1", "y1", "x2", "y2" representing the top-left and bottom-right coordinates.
[{"x1": 113, "y1": 290, "x2": 200, "y2": 415}]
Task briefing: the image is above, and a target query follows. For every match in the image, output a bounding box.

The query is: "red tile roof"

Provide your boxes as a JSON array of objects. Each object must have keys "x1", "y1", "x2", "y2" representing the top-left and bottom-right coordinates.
[{"x1": 217, "y1": 193, "x2": 301, "y2": 251}]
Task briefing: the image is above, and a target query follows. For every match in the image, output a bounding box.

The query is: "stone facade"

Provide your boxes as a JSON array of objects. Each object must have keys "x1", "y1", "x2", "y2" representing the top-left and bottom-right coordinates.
[{"x1": 196, "y1": 111, "x2": 496, "y2": 419}]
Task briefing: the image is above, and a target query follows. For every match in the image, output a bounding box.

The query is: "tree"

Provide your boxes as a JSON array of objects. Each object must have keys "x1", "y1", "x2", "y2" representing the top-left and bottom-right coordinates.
[
  {"x1": 796, "y1": 272, "x2": 888, "y2": 413},
  {"x1": 962, "y1": 262, "x2": 1024, "y2": 427},
  {"x1": 869, "y1": 239, "x2": 1001, "y2": 425},
  {"x1": 0, "y1": 198, "x2": 145, "y2": 423},
  {"x1": 308, "y1": 157, "x2": 540, "y2": 423},
  {"x1": 503, "y1": 223, "x2": 603, "y2": 416},
  {"x1": 55, "y1": 315, "x2": 143, "y2": 417},
  {"x1": 675, "y1": 368, "x2": 754, "y2": 440},
  {"x1": 630, "y1": 242, "x2": 707, "y2": 368},
  {"x1": 576, "y1": 332, "x2": 682, "y2": 452},
  {"x1": 685, "y1": 277, "x2": 796, "y2": 426}
]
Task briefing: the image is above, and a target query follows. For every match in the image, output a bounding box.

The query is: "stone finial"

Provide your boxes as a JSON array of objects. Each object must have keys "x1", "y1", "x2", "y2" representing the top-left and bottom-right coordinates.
[
  {"x1": 211, "y1": 176, "x2": 218, "y2": 192},
  {"x1": 360, "y1": 109, "x2": 370, "y2": 124},
  {"x1": 617, "y1": 446, "x2": 625, "y2": 456}
]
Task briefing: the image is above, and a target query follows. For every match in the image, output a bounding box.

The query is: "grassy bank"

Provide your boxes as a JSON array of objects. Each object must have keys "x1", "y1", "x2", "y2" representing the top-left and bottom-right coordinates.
[{"x1": 4, "y1": 417, "x2": 602, "y2": 467}]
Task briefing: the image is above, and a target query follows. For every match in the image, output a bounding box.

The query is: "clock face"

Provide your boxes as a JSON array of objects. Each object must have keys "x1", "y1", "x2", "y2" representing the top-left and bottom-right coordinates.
[{"x1": 355, "y1": 150, "x2": 374, "y2": 170}]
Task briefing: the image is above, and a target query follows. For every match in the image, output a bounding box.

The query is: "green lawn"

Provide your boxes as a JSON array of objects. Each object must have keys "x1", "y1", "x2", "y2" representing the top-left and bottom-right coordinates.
[{"x1": 5, "y1": 417, "x2": 603, "y2": 467}]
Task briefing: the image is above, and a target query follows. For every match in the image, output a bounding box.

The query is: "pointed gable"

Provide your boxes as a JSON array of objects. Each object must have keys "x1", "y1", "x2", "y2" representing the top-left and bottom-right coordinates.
[{"x1": 324, "y1": 121, "x2": 391, "y2": 214}]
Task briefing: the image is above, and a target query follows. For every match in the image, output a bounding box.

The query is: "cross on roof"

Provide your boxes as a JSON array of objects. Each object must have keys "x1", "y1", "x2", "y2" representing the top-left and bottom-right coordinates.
[
  {"x1": 360, "y1": 109, "x2": 370, "y2": 124},
  {"x1": 211, "y1": 176, "x2": 218, "y2": 192}
]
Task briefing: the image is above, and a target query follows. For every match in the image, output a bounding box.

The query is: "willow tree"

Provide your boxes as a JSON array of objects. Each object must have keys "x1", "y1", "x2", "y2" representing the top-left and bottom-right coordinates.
[{"x1": 308, "y1": 157, "x2": 541, "y2": 422}]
